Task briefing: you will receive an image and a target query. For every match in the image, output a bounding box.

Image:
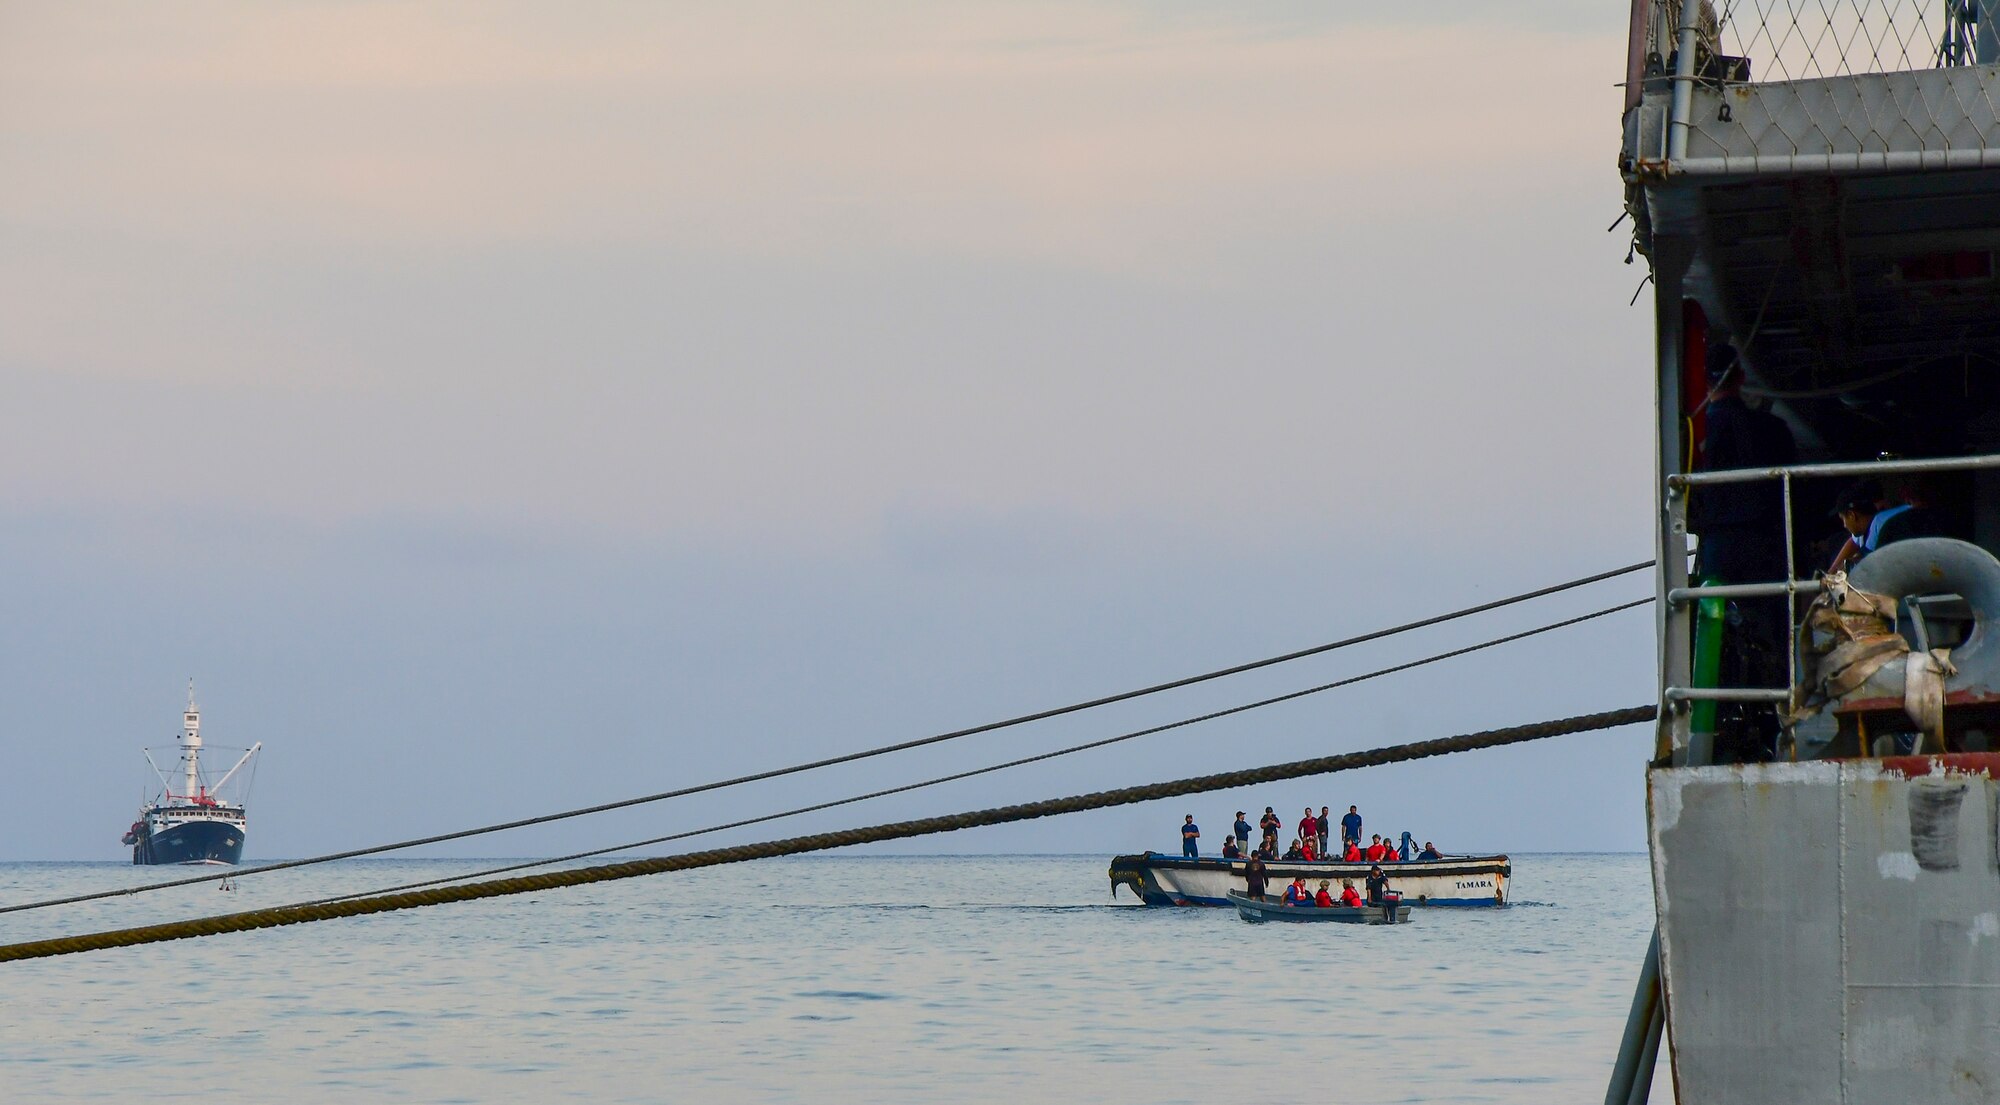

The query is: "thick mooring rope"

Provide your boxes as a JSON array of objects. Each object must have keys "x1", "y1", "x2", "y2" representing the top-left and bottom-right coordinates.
[{"x1": 0, "y1": 705, "x2": 1653, "y2": 964}]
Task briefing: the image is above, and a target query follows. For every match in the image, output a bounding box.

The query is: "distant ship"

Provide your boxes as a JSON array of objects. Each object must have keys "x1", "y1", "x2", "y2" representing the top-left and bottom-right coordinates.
[{"x1": 122, "y1": 685, "x2": 261, "y2": 865}]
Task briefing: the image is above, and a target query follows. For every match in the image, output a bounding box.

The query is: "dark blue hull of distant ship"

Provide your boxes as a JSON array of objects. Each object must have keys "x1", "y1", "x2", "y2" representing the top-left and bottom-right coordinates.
[{"x1": 132, "y1": 820, "x2": 245, "y2": 865}]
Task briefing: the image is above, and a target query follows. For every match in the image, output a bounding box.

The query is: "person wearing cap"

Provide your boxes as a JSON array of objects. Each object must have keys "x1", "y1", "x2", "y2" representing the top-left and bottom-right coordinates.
[
  {"x1": 1339, "y1": 879, "x2": 1364, "y2": 907},
  {"x1": 1365, "y1": 834, "x2": 1388, "y2": 863},
  {"x1": 1180, "y1": 815, "x2": 1200, "y2": 858},
  {"x1": 1232, "y1": 811, "x2": 1252, "y2": 848},
  {"x1": 1365, "y1": 865, "x2": 1391, "y2": 906},
  {"x1": 1828, "y1": 480, "x2": 1886, "y2": 573},
  {"x1": 1314, "y1": 879, "x2": 1335, "y2": 907},
  {"x1": 1259, "y1": 807, "x2": 1282, "y2": 842}
]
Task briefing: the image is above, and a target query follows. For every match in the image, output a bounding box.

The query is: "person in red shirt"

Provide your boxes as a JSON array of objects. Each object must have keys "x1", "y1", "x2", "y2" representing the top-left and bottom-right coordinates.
[
  {"x1": 1338, "y1": 880, "x2": 1363, "y2": 907},
  {"x1": 1343, "y1": 839, "x2": 1362, "y2": 862},
  {"x1": 1365, "y1": 834, "x2": 1388, "y2": 863},
  {"x1": 1298, "y1": 836, "x2": 1317, "y2": 861},
  {"x1": 1299, "y1": 808, "x2": 1318, "y2": 848},
  {"x1": 1314, "y1": 880, "x2": 1335, "y2": 907}
]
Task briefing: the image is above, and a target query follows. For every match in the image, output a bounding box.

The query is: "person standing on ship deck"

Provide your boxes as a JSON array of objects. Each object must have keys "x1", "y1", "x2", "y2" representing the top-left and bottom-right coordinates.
[
  {"x1": 1259, "y1": 807, "x2": 1282, "y2": 843},
  {"x1": 1340, "y1": 806, "x2": 1363, "y2": 849},
  {"x1": 1233, "y1": 812, "x2": 1251, "y2": 849},
  {"x1": 1181, "y1": 815, "x2": 1200, "y2": 858},
  {"x1": 1317, "y1": 806, "x2": 1331, "y2": 857},
  {"x1": 1298, "y1": 808, "x2": 1317, "y2": 856}
]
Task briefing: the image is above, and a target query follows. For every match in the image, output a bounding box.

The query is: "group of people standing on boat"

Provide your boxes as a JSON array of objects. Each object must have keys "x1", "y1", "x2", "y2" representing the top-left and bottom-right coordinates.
[{"x1": 1180, "y1": 806, "x2": 1441, "y2": 863}]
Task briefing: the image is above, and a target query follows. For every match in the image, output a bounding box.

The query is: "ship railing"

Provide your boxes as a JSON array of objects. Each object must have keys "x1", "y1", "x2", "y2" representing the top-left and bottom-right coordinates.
[
  {"x1": 1657, "y1": 451, "x2": 2000, "y2": 763},
  {"x1": 1624, "y1": 0, "x2": 2000, "y2": 177}
]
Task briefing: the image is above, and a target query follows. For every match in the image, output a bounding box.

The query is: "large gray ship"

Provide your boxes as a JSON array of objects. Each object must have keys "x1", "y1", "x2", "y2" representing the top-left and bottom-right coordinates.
[
  {"x1": 1614, "y1": 2, "x2": 2000, "y2": 1100},
  {"x1": 122, "y1": 686, "x2": 260, "y2": 865}
]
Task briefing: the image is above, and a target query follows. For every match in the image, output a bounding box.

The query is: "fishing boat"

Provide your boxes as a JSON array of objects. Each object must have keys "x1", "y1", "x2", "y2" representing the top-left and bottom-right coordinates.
[
  {"x1": 1610, "y1": 3, "x2": 2000, "y2": 1098},
  {"x1": 123, "y1": 685, "x2": 261, "y2": 866},
  {"x1": 1228, "y1": 891, "x2": 1410, "y2": 925},
  {"x1": 1108, "y1": 851, "x2": 1508, "y2": 907}
]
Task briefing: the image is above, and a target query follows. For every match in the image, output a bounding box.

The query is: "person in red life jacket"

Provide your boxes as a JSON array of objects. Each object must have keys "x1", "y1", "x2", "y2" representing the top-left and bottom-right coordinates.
[
  {"x1": 1365, "y1": 834, "x2": 1388, "y2": 863},
  {"x1": 1298, "y1": 808, "x2": 1318, "y2": 850},
  {"x1": 1282, "y1": 877, "x2": 1311, "y2": 905},
  {"x1": 1314, "y1": 880, "x2": 1335, "y2": 907},
  {"x1": 1339, "y1": 879, "x2": 1364, "y2": 908},
  {"x1": 1259, "y1": 807, "x2": 1282, "y2": 842},
  {"x1": 1343, "y1": 839, "x2": 1363, "y2": 862}
]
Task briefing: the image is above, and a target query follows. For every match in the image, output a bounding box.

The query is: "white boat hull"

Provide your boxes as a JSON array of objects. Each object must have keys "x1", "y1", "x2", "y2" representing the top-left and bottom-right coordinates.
[{"x1": 1109, "y1": 852, "x2": 1509, "y2": 907}]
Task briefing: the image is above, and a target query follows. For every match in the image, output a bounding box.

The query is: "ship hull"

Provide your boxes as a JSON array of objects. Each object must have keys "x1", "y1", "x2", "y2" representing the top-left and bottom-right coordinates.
[
  {"x1": 1108, "y1": 852, "x2": 1509, "y2": 906},
  {"x1": 132, "y1": 819, "x2": 246, "y2": 865},
  {"x1": 1651, "y1": 754, "x2": 2000, "y2": 1101}
]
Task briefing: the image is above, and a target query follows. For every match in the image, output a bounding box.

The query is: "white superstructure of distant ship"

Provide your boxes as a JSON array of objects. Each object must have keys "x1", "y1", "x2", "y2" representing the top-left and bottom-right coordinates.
[{"x1": 122, "y1": 684, "x2": 261, "y2": 865}]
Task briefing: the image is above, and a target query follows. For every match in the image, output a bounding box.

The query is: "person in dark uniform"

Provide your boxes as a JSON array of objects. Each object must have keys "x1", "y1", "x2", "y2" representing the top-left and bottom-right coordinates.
[
  {"x1": 1365, "y1": 864, "x2": 1391, "y2": 906},
  {"x1": 1316, "y1": 806, "x2": 1332, "y2": 857},
  {"x1": 1232, "y1": 811, "x2": 1252, "y2": 849},
  {"x1": 1180, "y1": 815, "x2": 1200, "y2": 858},
  {"x1": 1690, "y1": 346, "x2": 1798, "y2": 765},
  {"x1": 1691, "y1": 347, "x2": 1797, "y2": 582},
  {"x1": 1244, "y1": 854, "x2": 1269, "y2": 901}
]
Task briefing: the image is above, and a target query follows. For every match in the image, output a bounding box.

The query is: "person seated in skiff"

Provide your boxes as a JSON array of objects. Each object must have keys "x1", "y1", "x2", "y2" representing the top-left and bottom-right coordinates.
[
  {"x1": 1282, "y1": 877, "x2": 1312, "y2": 905},
  {"x1": 1365, "y1": 834, "x2": 1389, "y2": 863},
  {"x1": 1221, "y1": 837, "x2": 1242, "y2": 860},
  {"x1": 1314, "y1": 880, "x2": 1335, "y2": 907},
  {"x1": 1338, "y1": 879, "x2": 1364, "y2": 908},
  {"x1": 1365, "y1": 865, "x2": 1391, "y2": 906},
  {"x1": 1417, "y1": 841, "x2": 1442, "y2": 861}
]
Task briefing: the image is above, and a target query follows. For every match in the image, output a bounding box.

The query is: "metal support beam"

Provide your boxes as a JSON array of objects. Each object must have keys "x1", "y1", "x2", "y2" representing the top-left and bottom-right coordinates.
[
  {"x1": 1666, "y1": 686, "x2": 1792, "y2": 703},
  {"x1": 1668, "y1": 580, "x2": 1821, "y2": 603}
]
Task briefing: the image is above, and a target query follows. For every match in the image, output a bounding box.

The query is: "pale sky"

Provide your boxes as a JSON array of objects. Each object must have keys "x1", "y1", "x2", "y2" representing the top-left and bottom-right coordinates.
[{"x1": 1, "y1": 2, "x2": 1659, "y2": 862}]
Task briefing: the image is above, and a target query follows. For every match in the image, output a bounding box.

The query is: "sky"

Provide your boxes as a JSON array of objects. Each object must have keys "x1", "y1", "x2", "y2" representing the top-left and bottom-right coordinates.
[{"x1": 0, "y1": 1, "x2": 1660, "y2": 863}]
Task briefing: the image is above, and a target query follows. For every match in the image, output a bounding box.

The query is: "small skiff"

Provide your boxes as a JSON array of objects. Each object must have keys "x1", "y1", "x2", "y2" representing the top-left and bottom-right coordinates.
[{"x1": 1228, "y1": 891, "x2": 1411, "y2": 925}]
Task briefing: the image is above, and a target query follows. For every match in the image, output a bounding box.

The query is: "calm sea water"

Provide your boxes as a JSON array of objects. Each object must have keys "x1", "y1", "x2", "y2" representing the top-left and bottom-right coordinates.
[{"x1": 0, "y1": 854, "x2": 1670, "y2": 1103}]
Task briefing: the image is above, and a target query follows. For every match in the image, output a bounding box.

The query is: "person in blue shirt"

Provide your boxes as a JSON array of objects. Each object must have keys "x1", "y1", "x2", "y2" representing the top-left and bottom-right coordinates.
[
  {"x1": 1232, "y1": 811, "x2": 1252, "y2": 848},
  {"x1": 1181, "y1": 815, "x2": 1200, "y2": 858},
  {"x1": 1340, "y1": 806, "x2": 1363, "y2": 849},
  {"x1": 1417, "y1": 841, "x2": 1443, "y2": 860}
]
